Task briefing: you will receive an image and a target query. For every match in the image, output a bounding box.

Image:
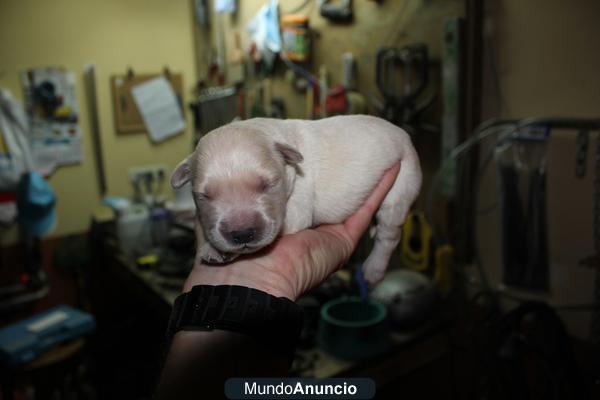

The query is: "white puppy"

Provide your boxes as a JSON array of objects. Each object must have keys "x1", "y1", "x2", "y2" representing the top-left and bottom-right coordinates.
[{"x1": 170, "y1": 115, "x2": 421, "y2": 284}]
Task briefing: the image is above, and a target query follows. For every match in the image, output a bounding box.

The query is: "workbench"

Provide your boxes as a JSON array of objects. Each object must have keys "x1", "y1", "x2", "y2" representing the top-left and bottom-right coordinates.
[{"x1": 89, "y1": 217, "x2": 457, "y2": 396}]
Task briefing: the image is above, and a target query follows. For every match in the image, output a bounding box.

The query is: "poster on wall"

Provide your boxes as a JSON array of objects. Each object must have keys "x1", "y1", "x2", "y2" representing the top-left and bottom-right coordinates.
[{"x1": 21, "y1": 67, "x2": 83, "y2": 176}]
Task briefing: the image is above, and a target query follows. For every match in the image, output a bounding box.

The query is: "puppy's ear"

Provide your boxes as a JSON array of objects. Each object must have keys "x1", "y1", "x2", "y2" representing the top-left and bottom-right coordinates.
[
  {"x1": 170, "y1": 158, "x2": 191, "y2": 189},
  {"x1": 275, "y1": 142, "x2": 303, "y2": 165},
  {"x1": 275, "y1": 143, "x2": 302, "y2": 199}
]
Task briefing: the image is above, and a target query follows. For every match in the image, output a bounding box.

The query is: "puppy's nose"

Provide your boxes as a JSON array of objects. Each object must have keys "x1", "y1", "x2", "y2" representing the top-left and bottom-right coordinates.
[{"x1": 230, "y1": 228, "x2": 256, "y2": 244}]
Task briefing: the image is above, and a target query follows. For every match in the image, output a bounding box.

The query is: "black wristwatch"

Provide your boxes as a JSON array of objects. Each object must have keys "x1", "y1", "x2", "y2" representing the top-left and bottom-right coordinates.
[{"x1": 166, "y1": 285, "x2": 304, "y2": 357}]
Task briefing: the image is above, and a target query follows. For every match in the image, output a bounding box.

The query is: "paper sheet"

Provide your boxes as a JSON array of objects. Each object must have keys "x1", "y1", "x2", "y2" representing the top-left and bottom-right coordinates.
[
  {"x1": 131, "y1": 76, "x2": 186, "y2": 143},
  {"x1": 21, "y1": 68, "x2": 83, "y2": 176}
]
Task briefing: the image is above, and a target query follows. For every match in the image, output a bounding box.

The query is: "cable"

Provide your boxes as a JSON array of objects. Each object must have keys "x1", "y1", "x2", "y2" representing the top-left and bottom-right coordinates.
[
  {"x1": 430, "y1": 117, "x2": 600, "y2": 309},
  {"x1": 428, "y1": 118, "x2": 600, "y2": 240},
  {"x1": 426, "y1": 118, "x2": 518, "y2": 244}
]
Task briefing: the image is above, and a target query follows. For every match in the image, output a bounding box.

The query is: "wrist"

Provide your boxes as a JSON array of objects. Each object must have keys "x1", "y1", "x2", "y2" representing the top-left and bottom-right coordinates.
[
  {"x1": 167, "y1": 284, "x2": 304, "y2": 359},
  {"x1": 183, "y1": 261, "x2": 298, "y2": 300}
]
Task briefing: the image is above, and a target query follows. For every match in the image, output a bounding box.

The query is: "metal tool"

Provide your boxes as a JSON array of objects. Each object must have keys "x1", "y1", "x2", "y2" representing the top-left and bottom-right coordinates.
[
  {"x1": 496, "y1": 130, "x2": 549, "y2": 291},
  {"x1": 375, "y1": 44, "x2": 435, "y2": 133},
  {"x1": 401, "y1": 211, "x2": 433, "y2": 272},
  {"x1": 190, "y1": 86, "x2": 237, "y2": 143},
  {"x1": 84, "y1": 64, "x2": 107, "y2": 196},
  {"x1": 319, "y1": 0, "x2": 353, "y2": 23},
  {"x1": 400, "y1": 210, "x2": 454, "y2": 296}
]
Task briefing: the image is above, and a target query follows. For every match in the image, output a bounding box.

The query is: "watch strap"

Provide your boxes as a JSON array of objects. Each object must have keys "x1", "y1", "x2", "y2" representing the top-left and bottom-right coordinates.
[{"x1": 166, "y1": 285, "x2": 303, "y2": 356}]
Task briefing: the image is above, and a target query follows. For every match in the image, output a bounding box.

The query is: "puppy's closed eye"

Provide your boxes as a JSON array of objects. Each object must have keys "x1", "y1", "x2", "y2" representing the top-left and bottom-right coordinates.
[
  {"x1": 195, "y1": 183, "x2": 218, "y2": 201},
  {"x1": 259, "y1": 177, "x2": 280, "y2": 193},
  {"x1": 193, "y1": 191, "x2": 212, "y2": 202}
]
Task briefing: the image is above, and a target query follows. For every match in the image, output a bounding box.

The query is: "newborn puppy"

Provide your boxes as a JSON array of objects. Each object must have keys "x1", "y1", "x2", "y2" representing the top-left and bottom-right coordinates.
[{"x1": 170, "y1": 115, "x2": 421, "y2": 284}]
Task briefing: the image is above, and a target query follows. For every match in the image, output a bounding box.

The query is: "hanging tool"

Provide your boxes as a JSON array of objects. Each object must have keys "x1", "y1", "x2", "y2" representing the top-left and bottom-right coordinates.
[
  {"x1": 401, "y1": 210, "x2": 454, "y2": 296},
  {"x1": 84, "y1": 64, "x2": 107, "y2": 196},
  {"x1": 319, "y1": 0, "x2": 353, "y2": 23},
  {"x1": 374, "y1": 44, "x2": 436, "y2": 134},
  {"x1": 496, "y1": 129, "x2": 550, "y2": 291},
  {"x1": 401, "y1": 211, "x2": 433, "y2": 272}
]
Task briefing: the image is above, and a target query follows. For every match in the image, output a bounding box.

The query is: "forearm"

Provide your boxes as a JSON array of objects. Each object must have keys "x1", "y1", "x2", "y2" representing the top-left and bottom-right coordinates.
[
  {"x1": 157, "y1": 329, "x2": 290, "y2": 399},
  {"x1": 157, "y1": 280, "x2": 301, "y2": 399}
]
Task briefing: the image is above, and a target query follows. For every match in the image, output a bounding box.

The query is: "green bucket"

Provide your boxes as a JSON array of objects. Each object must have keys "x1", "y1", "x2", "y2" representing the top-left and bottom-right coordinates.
[{"x1": 317, "y1": 297, "x2": 390, "y2": 360}]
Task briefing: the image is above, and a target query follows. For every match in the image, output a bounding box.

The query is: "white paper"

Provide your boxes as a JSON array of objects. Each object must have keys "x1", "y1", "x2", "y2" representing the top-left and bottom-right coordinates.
[
  {"x1": 0, "y1": 89, "x2": 34, "y2": 189},
  {"x1": 131, "y1": 76, "x2": 186, "y2": 143},
  {"x1": 21, "y1": 68, "x2": 83, "y2": 176}
]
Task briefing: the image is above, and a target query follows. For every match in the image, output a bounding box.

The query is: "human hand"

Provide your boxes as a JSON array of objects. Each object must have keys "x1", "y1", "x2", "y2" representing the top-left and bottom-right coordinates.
[{"x1": 182, "y1": 162, "x2": 400, "y2": 301}]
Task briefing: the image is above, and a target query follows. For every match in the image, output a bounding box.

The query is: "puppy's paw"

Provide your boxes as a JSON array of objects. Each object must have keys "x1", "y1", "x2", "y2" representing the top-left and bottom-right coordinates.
[
  {"x1": 363, "y1": 267, "x2": 386, "y2": 285},
  {"x1": 200, "y1": 243, "x2": 236, "y2": 264},
  {"x1": 362, "y1": 257, "x2": 387, "y2": 285}
]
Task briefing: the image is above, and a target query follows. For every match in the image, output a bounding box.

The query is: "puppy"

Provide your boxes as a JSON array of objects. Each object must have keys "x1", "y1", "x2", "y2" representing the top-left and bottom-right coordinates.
[{"x1": 170, "y1": 115, "x2": 421, "y2": 284}]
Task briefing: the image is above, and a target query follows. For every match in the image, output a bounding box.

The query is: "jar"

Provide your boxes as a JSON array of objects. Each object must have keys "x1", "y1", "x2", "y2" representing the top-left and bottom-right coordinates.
[{"x1": 280, "y1": 14, "x2": 310, "y2": 62}]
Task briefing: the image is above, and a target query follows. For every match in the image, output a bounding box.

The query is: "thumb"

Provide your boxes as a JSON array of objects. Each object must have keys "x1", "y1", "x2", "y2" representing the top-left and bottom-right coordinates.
[{"x1": 344, "y1": 162, "x2": 400, "y2": 245}]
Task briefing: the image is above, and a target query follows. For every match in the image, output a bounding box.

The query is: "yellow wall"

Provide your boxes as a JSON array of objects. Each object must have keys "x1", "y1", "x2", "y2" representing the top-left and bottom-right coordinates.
[{"x1": 0, "y1": 0, "x2": 197, "y2": 241}]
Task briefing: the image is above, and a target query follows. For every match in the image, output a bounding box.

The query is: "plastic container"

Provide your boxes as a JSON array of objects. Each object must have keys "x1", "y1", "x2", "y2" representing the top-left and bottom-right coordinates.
[
  {"x1": 281, "y1": 14, "x2": 310, "y2": 62},
  {"x1": 116, "y1": 204, "x2": 152, "y2": 256},
  {"x1": 0, "y1": 305, "x2": 96, "y2": 367},
  {"x1": 317, "y1": 297, "x2": 390, "y2": 360}
]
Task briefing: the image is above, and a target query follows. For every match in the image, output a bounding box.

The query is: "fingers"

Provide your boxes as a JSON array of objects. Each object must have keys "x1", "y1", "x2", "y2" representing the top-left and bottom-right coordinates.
[
  {"x1": 278, "y1": 227, "x2": 354, "y2": 297},
  {"x1": 344, "y1": 161, "x2": 400, "y2": 245}
]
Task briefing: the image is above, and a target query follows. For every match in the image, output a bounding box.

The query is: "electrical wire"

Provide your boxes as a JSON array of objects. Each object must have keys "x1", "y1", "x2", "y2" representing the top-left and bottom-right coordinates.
[
  {"x1": 426, "y1": 118, "x2": 518, "y2": 244},
  {"x1": 428, "y1": 118, "x2": 600, "y2": 241}
]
